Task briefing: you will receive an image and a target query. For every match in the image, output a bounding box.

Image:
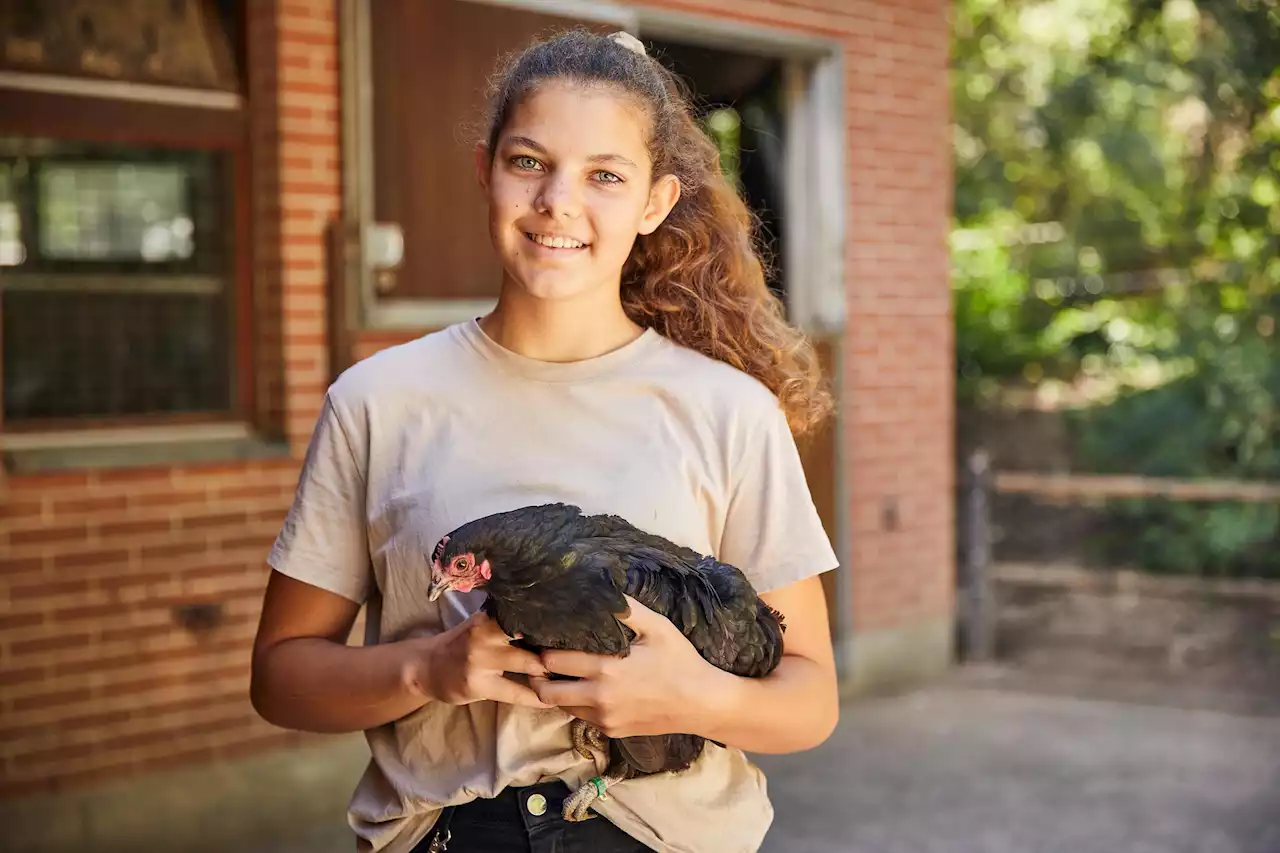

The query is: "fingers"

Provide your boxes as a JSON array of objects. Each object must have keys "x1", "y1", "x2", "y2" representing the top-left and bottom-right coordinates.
[
  {"x1": 483, "y1": 675, "x2": 554, "y2": 709},
  {"x1": 460, "y1": 609, "x2": 488, "y2": 627},
  {"x1": 541, "y1": 649, "x2": 608, "y2": 679},
  {"x1": 558, "y1": 706, "x2": 602, "y2": 726},
  {"x1": 466, "y1": 610, "x2": 504, "y2": 637},
  {"x1": 465, "y1": 634, "x2": 547, "y2": 678},
  {"x1": 466, "y1": 615, "x2": 547, "y2": 675},
  {"x1": 496, "y1": 646, "x2": 550, "y2": 678},
  {"x1": 559, "y1": 706, "x2": 595, "y2": 719},
  {"x1": 616, "y1": 595, "x2": 664, "y2": 634},
  {"x1": 530, "y1": 676, "x2": 595, "y2": 708}
]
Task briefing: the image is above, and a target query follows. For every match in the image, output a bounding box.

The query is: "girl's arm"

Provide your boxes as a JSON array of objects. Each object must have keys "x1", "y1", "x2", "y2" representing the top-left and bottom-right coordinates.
[
  {"x1": 533, "y1": 575, "x2": 839, "y2": 754},
  {"x1": 250, "y1": 571, "x2": 550, "y2": 733},
  {"x1": 694, "y1": 575, "x2": 839, "y2": 753}
]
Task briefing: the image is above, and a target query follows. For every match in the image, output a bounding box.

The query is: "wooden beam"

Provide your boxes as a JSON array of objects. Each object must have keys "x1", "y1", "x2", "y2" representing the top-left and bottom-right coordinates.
[{"x1": 993, "y1": 471, "x2": 1280, "y2": 503}]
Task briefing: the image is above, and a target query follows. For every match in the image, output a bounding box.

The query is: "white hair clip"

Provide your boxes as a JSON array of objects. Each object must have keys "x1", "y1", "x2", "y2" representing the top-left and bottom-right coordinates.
[{"x1": 607, "y1": 31, "x2": 648, "y2": 57}]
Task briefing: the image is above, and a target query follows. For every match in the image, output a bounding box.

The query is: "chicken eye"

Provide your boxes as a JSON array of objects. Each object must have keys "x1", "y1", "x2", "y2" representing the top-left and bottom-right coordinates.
[{"x1": 454, "y1": 557, "x2": 469, "y2": 572}]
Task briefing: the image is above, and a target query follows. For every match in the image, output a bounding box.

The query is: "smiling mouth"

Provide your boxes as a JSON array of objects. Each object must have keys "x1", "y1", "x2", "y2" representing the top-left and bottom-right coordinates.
[{"x1": 525, "y1": 232, "x2": 588, "y2": 250}]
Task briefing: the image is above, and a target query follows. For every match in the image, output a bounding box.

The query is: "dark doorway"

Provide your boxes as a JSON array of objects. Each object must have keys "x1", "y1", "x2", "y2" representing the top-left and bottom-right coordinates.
[{"x1": 648, "y1": 39, "x2": 790, "y2": 305}]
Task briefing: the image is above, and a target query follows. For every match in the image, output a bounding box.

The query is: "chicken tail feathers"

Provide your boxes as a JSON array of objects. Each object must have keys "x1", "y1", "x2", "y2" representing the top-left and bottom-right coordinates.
[
  {"x1": 614, "y1": 735, "x2": 669, "y2": 774},
  {"x1": 615, "y1": 733, "x2": 706, "y2": 775}
]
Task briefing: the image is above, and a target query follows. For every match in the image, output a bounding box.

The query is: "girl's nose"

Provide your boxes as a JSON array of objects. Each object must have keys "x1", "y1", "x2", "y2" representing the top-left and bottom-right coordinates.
[{"x1": 535, "y1": 173, "x2": 583, "y2": 220}]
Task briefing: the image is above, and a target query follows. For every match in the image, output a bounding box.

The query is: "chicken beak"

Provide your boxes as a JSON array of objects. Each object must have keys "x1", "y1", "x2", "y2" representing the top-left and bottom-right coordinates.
[{"x1": 427, "y1": 575, "x2": 448, "y2": 602}]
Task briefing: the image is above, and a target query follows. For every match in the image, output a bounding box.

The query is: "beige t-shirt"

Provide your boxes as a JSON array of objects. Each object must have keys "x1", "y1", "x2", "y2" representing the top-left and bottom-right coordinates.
[{"x1": 267, "y1": 319, "x2": 838, "y2": 853}]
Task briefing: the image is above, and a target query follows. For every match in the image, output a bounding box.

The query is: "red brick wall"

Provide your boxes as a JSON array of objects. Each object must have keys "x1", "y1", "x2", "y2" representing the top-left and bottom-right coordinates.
[
  {"x1": 0, "y1": 0, "x2": 953, "y2": 798},
  {"x1": 0, "y1": 464, "x2": 309, "y2": 796},
  {"x1": 0, "y1": 0, "x2": 341, "y2": 797},
  {"x1": 840, "y1": 0, "x2": 955, "y2": 635}
]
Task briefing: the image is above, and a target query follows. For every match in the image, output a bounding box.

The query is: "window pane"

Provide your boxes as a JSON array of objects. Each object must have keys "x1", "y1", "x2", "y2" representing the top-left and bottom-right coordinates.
[
  {"x1": 0, "y1": 162, "x2": 23, "y2": 266},
  {"x1": 3, "y1": 290, "x2": 230, "y2": 421},
  {"x1": 0, "y1": 138, "x2": 224, "y2": 275},
  {"x1": 37, "y1": 163, "x2": 195, "y2": 262},
  {"x1": 1, "y1": 139, "x2": 235, "y2": 425}
]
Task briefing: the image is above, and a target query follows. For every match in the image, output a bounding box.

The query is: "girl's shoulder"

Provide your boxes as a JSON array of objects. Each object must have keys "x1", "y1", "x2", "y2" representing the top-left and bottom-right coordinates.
[
  {"x1": 325, "y1": 324, "x2": 470, "y2": 409},
  {"x1": 644, "y1": 335, "x2": 782, "y2": 419}
]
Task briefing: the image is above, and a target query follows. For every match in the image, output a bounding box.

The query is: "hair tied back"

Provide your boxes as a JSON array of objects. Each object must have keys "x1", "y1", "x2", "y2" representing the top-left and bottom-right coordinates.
[
  {"x1": 607, "y1": 31, "x2": 648, "y2": 57},
  {"x1": 479, "y1": 29, "x2": 833, "y2": 436}
]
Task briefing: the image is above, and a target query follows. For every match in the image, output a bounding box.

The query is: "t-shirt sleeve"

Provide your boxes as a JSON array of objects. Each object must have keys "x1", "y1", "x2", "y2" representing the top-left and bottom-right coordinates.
[
  {"x1": 717, "y1": 403, "x2": 840, "y2": 594},
  {"x1": 266, "y1": 390, "x2": 373, "y2": 604}
]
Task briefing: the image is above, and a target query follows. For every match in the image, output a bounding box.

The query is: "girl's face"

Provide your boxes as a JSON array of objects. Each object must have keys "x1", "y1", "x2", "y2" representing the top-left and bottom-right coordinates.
[{"x1": 477, "y1": 82, "x2": 680, "y2": 304}]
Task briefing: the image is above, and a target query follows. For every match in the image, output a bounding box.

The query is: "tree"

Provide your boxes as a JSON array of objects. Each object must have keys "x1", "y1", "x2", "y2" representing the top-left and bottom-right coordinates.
[{"x1": 952, "y1": 0, "x2": 1280, "y2": 575}]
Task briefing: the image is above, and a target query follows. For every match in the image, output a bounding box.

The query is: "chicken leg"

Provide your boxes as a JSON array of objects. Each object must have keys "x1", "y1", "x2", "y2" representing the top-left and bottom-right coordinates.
[
  {"x1": 562, "y1": 768, "x2": 633, "y2": 822},
  {"x1": 570, "y1": 718, "x2": 609, "y2": 763}
]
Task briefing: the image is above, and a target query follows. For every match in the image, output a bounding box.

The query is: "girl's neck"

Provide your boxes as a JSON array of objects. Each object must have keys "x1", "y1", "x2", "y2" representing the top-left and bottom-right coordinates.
[{"x1": 479, "y1": 282, "x2": 644, "y2": 363}]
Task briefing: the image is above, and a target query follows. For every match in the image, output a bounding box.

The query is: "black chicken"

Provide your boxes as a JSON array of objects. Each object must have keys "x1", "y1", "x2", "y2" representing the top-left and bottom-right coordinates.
[{"x1": 426, "y1": 502, "x2": 786, "y2": 821}]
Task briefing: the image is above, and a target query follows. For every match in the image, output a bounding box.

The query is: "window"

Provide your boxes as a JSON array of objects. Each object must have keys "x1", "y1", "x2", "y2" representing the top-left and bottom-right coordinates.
[
  {"x1": 1, "y1": 139, "x2": 234, "y2": 426},
  {"x1": 0, "y1": 1, "x2": 248, "y2": 440}
]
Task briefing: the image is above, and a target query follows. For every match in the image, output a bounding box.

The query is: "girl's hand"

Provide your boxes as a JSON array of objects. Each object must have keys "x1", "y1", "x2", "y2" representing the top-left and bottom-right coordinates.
[
  {"x1": 408, "y1": 611, "x2": 553, "y2": 709},
  {"x1": 530, "y1": 596, "x2": 734, "y2": 738}
]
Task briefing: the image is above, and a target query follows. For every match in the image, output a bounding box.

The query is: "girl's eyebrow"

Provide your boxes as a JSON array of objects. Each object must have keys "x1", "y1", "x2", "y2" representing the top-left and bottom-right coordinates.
[{"x1": 505, "y1": 135, "x2": 638, "y2": 170}]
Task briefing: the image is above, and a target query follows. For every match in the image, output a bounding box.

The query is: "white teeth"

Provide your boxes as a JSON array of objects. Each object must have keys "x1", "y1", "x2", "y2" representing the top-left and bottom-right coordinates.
[{"x1": 528, "y1": 233, "x2": 585, "y2": 249}]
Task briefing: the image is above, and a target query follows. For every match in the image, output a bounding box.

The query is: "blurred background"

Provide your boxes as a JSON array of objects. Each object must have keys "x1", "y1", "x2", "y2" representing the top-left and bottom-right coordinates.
[
  {"x1": 952, "y1": 0, "x2": 1280, "y2": 707},
  {"x1": 0, "y1": 1, "x2": 1277, "y2": 851}
]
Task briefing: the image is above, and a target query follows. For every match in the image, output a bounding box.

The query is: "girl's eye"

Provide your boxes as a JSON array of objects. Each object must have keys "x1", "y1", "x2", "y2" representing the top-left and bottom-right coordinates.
[
  {"x1": 594, "y1": 171, "x2": 623, "y2": 185},
  {"x1": 512, "y1": 156, "x2": 542, "y2": 171}
]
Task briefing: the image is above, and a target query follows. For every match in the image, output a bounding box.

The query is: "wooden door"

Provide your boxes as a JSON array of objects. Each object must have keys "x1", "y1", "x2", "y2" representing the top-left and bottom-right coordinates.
[
  {"x1": 796, "y1": 338, "x2": 842, "y2": 636},
  {"x1": 367, "y1": 0, "x2": 618, "y2": 304}
]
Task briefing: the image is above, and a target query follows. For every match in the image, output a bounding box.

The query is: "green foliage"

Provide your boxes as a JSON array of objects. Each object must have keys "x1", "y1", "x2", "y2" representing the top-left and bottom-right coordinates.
[
  {"x1": 952, "y1": 218, "x2": 1065, "y2": 398},
  {"x1": 952, "y1": 0, "x2": 1280, "y2": 576},
  {"x1": 1068, "y1": 287, "x2": 1280, "y2": 577}
]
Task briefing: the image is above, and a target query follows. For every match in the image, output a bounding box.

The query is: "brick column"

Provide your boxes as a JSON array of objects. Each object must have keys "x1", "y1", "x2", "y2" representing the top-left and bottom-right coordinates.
[
  {"x1": 842, "y1": 0, "x2": 955, "y2": 689},
  {"x1": 248, "y1": 0, "x2": 342, "y2": 450}
]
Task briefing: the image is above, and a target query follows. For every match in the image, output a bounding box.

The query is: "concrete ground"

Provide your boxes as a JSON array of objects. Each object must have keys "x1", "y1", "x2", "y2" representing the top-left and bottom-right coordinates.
[
  {"x1": 7, "y1": 675, "x2": 1279, "y2": 853},
  {"x1": 756, "y1": 676, "x2": 1280, "y2": 853}
]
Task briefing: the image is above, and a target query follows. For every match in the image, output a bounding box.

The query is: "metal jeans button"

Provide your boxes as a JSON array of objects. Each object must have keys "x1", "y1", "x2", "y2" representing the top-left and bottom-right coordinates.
[{"x1": 526, "y1": 792, "x2": 548, "y2": 816}]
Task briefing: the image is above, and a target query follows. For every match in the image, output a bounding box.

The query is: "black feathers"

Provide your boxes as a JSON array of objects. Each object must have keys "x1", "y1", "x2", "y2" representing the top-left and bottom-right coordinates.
[{"x1": 431, "y1": 502, "x2": 786, "y2": 783}]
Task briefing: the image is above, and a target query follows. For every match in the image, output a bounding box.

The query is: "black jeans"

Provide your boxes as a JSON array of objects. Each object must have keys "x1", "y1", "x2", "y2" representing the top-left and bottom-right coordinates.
[{"x1": 412, "y1": 781, "x2": 652, "y2": 853}]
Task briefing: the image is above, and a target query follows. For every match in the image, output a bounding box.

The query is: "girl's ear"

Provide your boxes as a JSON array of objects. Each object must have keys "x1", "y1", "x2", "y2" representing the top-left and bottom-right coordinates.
[
  {"x1": 474, "y1": 142, "x2": 493, "y2": 193},
  {"x1": 638, "y1": 174, "x2": 681, "y2": 236}
]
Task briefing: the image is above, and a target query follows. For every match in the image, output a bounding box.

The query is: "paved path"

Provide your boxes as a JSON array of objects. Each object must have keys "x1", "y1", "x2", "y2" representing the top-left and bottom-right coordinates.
[
  {"x1": 756, "y1": 680, "x2": 1280, "y2": 853},
  {"x1": 8, "y1": 679, "x2": 1278, "y2": 852}
]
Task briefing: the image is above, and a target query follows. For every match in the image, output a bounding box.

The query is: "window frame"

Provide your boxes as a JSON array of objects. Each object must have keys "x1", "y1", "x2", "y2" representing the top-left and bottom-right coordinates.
[{"x1": 0, "y1": 80, "x2": 253, "y2": 437}]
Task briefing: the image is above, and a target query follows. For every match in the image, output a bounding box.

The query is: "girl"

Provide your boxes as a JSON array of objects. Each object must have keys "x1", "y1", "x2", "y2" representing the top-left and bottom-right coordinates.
[{"x1": 251, "y1": 29, "x2": 839, "y2": 853}]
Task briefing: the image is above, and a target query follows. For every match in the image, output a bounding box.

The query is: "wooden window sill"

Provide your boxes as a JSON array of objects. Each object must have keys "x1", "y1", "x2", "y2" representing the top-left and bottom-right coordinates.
[{"x1": 1, "y1": 423, "x2": 291, "y2": 475}]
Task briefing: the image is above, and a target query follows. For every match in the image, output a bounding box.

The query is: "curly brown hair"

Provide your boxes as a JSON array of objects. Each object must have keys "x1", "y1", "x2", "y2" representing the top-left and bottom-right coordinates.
[{"x1": 481, "y1": 29, "x2": 833, "y2": 436}]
